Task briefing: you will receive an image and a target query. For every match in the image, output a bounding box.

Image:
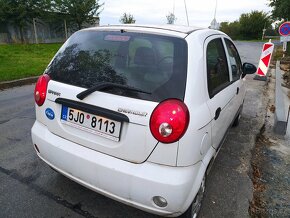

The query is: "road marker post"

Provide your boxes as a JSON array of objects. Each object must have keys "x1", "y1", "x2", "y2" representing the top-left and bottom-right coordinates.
[{"x1": 254, "y1": 40, "x2": 274, "y2": 81}]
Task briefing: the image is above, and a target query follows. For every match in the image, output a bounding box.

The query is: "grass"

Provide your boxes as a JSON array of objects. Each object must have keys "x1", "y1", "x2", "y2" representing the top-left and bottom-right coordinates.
[
  {"x1": 272, "y1": 46, "x2": 283, "y2": 61},
  {"x1": 0, "y1": 43, "x2": 62, "y2": 82},
  {"x1": 272, "y1": 45, "x2": 290, "y2": 61}
]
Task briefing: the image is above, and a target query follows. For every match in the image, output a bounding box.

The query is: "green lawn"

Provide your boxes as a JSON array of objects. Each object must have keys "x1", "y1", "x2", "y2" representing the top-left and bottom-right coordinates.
[{"x1": 0, "y1": 43, "x2": 62, "y2": 82}]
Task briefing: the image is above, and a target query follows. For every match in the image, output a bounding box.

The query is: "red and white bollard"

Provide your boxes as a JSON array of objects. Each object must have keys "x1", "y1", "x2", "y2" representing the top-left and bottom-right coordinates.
[{"x1": 254, "y1": 40, "x2": 274, "y2": 81}]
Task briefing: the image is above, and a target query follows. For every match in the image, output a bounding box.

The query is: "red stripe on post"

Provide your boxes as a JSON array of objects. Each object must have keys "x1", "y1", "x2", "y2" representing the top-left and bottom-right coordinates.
[
  {"x1": 257, "y1": 68, "x2": 265, "y2": 76},
  {"x1": 263, "y1": 43, "x2": 273, "y2": 52},
  {"x1": 261, "y1": 54, "x2": 271, "y2": 67}
]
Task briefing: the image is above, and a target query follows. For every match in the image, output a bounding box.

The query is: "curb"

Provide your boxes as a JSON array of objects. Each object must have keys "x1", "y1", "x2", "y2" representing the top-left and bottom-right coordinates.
[
  {"x1": 0, "y1": 76, "x2": 39, "y2": 90},
  {"x1": 274, "y1": 61, "x2": 288, "y2": 135}
]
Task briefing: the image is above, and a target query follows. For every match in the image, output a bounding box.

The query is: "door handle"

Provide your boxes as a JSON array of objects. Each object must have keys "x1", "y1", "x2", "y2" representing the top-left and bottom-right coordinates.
[
  {"x1": 236, "y1": 87, "x2": 240, "y2": 95},
  {"x1": 214, "y1": 107, "x2": 221, "y2": 120}
]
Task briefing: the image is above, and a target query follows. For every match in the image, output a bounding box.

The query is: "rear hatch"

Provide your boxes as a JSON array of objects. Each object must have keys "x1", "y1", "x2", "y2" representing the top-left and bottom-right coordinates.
[{"x1": 39, "y1": 28, "x2": 188, "y2": 163}]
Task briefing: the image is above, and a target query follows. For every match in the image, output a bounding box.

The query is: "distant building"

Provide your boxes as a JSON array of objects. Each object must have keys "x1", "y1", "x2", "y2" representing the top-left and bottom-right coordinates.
[{"x1": 210, "y1": 18, "x2": 220, "y2": 30}]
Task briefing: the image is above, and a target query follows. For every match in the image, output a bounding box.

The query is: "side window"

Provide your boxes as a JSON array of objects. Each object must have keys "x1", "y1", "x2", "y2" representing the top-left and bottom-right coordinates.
[
  {"x1": 206, "y1": 38, "x2": 230, "y2": 98},
  {"x1": 225, "y1": 39, "x2": 242, "y2": 81}
]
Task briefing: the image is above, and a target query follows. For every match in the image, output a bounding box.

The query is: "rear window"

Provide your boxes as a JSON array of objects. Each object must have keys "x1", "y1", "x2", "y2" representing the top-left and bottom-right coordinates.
[{"x1": 46, "y1": 30, "x2": 188, "y2": 102}]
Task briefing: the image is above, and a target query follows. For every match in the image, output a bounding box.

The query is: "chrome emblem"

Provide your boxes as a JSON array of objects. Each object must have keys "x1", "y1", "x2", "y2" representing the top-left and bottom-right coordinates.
[
  {"x1": 48, "y1": 89, "x2": 61, "y2": 97},
  {"x1": 118, "y1": 108, "x2": 148, "y2": 117}
]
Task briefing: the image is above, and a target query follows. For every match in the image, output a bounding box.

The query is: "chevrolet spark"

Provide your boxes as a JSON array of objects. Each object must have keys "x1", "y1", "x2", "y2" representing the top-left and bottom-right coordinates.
[{"x1": 31, "y1": 25, "x2": 256, "y2": 217}]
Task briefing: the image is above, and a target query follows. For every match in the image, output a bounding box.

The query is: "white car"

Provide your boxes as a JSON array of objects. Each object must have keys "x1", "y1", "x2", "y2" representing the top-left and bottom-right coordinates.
[{"x1": 31, "y1": 25, "x2": 256, "y2": 217}]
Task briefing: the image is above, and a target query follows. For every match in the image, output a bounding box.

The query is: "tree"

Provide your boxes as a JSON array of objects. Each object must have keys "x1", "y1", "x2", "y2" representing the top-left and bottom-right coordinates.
[
  {"x1": 53, "y1": 0, "x2": 102, "y2": 30},
  {"x1": 220, "y1": 21, "x2": 241, "y2": 40},
  {"x1": 119, "y1": 13, "x2": 136, "y2": 24},
  {"x1": 166, "y1": 12, "x2": 177, "y2": 24},
  {"x1": 269, "y1": 0, "x2": 290, "y2": 21},
  {"x1": 239, "y1": 11, "x2": 272, "y2": 40},
  {"x1": 0, "y1": 0, "x2": 8, "y2": 22},
  {"x1": 219, "y1": 11, "x2": 274, "y2": 40},
  {"x1": 0, "y1": 0, "x2": 48, "y2": 42}
]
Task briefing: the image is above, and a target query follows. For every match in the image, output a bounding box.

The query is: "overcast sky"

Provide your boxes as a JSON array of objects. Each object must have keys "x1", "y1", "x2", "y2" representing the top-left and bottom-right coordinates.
[{"x1": 99, "y1": 0, "x2": 271, "y2": 27}]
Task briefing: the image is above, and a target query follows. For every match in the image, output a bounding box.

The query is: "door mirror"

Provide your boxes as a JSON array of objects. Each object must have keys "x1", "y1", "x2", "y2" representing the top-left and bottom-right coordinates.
[{"x1": 242, "y1": 63, "x2": 257, "y2": 78}]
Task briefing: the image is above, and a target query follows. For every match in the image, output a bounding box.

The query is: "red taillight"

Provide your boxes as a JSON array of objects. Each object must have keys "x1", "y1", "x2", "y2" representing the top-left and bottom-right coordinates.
[
  {"x1": 34, "y1": 74, "x2": 50, "y2": 106},
  {"x1": 150, "y1": 99, "x2": 189, "y2": 144}
]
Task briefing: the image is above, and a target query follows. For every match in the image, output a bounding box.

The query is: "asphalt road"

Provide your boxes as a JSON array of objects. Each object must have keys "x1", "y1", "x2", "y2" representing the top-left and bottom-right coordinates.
[{"x1": 0, "y1": 41, "x2": 266, "y2": 218}]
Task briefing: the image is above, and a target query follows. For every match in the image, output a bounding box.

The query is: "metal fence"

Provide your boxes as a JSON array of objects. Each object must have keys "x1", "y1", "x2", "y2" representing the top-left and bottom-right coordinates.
[{"x1": 0, "y1": 18, "x2": 99, "y2": 44}]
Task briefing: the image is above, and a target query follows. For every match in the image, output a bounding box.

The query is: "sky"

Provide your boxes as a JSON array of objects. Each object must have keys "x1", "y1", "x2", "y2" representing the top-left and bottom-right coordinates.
[{"x1": 99, "y1": 0, "x2": 271, "y2": 27}]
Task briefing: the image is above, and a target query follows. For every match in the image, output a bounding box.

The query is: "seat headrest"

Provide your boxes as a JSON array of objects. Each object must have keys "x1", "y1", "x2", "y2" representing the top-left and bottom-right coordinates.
[{"x1": 134, "y1": 47, "x2": 156, "y2": 66}]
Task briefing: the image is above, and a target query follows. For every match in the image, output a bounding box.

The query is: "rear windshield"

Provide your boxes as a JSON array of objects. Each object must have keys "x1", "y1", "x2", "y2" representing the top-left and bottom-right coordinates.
[{"x1": 46, "y1": 30, "x2": 188, "y2": 102}]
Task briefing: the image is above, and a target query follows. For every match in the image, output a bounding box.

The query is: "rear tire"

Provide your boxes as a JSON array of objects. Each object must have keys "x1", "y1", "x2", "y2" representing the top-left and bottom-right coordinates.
[
  {"x1": 232, "y1": 103, "x2": 243, "y2": 127},
  {"x1": 179, "y1": 175, "x2": 206, "y2": 218},
  {"x1": 232, "y1": 113, "x2": 241, "y2": 127}
]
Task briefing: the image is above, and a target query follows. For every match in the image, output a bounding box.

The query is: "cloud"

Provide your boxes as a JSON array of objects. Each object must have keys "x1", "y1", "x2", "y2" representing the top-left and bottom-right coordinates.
[{"x1": 99, "y1": 0, "x2": 271, "y2": 27}]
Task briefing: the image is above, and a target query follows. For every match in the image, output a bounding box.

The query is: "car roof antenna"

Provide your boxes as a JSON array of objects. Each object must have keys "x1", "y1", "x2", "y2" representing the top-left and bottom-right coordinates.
[{"x1": 184, "y1": 0, "x2": 189, "y2": 26}]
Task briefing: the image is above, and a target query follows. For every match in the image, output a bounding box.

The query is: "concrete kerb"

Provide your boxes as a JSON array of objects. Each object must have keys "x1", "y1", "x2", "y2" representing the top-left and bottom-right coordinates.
[
  {"x1": 274, "y1": 61, "x2": 289, "y2": 135},
  {"x1": 0, "y1": 76, "x2": 38, "y2": 90}
]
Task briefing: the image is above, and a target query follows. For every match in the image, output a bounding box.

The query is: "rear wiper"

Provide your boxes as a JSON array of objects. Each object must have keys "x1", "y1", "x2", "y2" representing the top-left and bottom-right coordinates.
[{"x1": 77, "y1": 82, "x2": 151, "y2": 100}]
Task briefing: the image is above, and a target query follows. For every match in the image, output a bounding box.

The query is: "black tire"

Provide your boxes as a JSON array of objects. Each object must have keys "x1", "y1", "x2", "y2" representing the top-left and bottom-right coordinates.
[
  {"x1": 232, "y1": 103, "x2": 243, "y2": 127},
  {"x1": 232, "y1": 112, "x2": 241, "y2": 127},
  {"x1": 179, "y1": 175, "x2": 206, "y2": 218}
]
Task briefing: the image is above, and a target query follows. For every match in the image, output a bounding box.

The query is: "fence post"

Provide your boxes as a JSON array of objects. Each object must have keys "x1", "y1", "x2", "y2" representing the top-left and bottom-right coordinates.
[
  {"x1": 64, "y1": 19, "x2": 68, "y2": 40},
  {"x1": 33, "y1": 18, "x2": 38, "y2": 44}
]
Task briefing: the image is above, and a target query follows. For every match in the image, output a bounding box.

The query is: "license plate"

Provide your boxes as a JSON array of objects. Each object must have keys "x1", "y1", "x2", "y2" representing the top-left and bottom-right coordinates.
[{"x1": 60, "y1": 106, "x2": 121, "y2": 141}]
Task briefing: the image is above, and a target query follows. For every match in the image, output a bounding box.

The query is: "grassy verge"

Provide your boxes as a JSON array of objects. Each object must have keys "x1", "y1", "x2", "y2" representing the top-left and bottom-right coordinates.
[
  {"x1": 272, "y1": 45, "x2": 290, "y2": 61},
  {"x1": 273, "y1": 46, "x2": 283, "y2": 61},
  {"x1": 0, "y1": 43, "x2": 62, "y2": 82}
]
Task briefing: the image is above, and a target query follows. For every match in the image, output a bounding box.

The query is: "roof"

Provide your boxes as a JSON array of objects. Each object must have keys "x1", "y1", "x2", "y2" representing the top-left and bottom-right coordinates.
[
  {"x1": 84, "y1": 24, "x2": 206, "y2": 38},
  {"x1": 104, "y1": 24, "x2": 204, "y2": 34}
]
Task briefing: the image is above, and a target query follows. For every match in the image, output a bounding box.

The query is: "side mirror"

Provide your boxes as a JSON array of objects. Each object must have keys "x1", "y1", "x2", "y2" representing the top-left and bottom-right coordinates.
[{"x1": 242, "y1": 63, "x2": 257, "y2": 78}]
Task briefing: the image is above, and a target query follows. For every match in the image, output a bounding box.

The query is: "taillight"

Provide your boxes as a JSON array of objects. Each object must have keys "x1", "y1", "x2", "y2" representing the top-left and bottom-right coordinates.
[
  {"x1": 34, "y1": 74, "x2": 50, "y2": 106},
  {"x1": 150, "y1": 99, "x2": 189, "y2": 144}
]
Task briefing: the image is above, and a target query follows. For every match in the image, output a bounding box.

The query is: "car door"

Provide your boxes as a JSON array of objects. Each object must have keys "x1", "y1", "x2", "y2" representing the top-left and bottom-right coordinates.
[
  {"x1": 224, "y1": 38, "x2": 244, "y2": 110},
  {"x1": 205, "y1": 36, "x2": 237, "y2": 150}
]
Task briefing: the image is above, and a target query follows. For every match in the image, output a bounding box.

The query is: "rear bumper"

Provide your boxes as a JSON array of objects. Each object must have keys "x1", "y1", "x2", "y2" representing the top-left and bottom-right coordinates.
[{"x1": 31, "y1": 121, "x2": 204, "y2": 217}]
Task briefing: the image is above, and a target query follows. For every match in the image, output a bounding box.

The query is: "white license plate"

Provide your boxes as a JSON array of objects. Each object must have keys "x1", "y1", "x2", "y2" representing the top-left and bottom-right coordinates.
[{"x1": 60, "y1": 106, "x2": 121, "y2": 141}]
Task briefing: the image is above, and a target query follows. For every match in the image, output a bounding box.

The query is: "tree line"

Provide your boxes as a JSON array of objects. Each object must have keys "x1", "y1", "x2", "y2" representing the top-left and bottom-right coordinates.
[
  {"x1": 220, "y1": 0, "x2": 290, "y2": 40},
  {"x1": 220, "y1": 11, "x2": 273, "y2": 40},
  {"x1": 0, "y1": 0, "x2": 289, "y2": 42},
  {"x1": 0, "y1": 0, "x2": 102, "y2": 42}
]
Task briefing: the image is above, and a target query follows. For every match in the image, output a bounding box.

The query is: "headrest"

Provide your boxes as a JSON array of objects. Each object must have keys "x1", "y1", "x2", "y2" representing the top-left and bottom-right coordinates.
[{"x1": 134, "y1": 47, "x2": 156, "y2": 66}]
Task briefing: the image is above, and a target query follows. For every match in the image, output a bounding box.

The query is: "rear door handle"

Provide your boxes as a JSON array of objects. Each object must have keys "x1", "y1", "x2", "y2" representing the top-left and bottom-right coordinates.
[
  {"x1": 236, "y1": 87, "x2": 240, "y2": 95},
  {"x1": 214, "y1": 107, "x2": 221, "y2": 120}
]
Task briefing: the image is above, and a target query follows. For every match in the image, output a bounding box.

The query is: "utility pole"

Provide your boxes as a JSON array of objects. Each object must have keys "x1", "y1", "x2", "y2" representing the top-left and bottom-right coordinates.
[{"x1": 262, "y1": 22, "x2": 266, "y2": 40}]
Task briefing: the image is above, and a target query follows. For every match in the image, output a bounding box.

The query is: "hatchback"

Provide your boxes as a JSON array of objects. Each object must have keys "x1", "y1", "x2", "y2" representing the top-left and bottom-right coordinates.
[{"x1": 31, "y1": 24, "x2": 256, "y2": 217}]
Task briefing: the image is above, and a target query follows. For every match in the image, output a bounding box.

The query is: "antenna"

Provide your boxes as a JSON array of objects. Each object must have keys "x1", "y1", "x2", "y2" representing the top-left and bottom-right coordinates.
[
  {"x1": 184, "y1": 0, "x2": 189, "y2": 26},
  {"x1": 173, "y1": 0, "x2": 175, "y2": 15},
  {"x1": 214, "y1": 0, "x2": 218, "y2": 19}
]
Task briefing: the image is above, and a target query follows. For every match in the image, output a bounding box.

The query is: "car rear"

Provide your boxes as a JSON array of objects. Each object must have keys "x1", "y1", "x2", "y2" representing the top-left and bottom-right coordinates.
[{"x1": 31, "y1": 25, "x2": 201, "y2": 216}]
